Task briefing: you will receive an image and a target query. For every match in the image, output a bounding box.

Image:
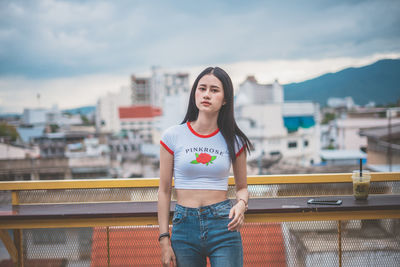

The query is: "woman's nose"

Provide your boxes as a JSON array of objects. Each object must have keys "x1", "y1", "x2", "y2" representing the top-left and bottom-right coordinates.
[{"x1": 203, "y1": 90, "x2": 211, "y2": 99}]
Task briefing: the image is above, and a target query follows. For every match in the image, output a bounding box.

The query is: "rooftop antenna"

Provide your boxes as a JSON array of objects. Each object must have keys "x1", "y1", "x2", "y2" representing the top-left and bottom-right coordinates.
[{"x1": 37, "y1": 93, "x2": 41, "y2": 108}]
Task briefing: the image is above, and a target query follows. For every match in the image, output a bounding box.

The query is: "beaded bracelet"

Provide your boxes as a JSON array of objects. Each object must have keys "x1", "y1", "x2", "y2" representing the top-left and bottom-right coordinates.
[{"x1": 238, "y1": 198, "x2": 248, "y2": 212}]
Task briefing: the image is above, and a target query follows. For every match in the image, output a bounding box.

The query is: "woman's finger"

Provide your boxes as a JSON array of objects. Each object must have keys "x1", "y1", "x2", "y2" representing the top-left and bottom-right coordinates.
[{"x1": 228, "y1": 212, "x2": 241, "y2": 230}]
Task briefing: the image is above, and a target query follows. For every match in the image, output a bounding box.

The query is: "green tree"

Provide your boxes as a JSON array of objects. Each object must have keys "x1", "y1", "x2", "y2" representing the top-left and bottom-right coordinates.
[
  {"x1": 322, "y1": 112, "x2": 336, "y2": 124},
  {"x1": 80, "y1": 114, "x2": 93, "y2": 125},
  {"x1": 0, "y1": 122, "x2": 20, "y2": 142},
  {"x1": 49, "y1": 124, "x2": 59, "y2": 133}
]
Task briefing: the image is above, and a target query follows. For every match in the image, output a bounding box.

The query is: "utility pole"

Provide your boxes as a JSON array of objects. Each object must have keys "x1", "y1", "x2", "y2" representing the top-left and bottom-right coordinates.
[
  {"x1": 37, "y1": 93, "x2": 41, "y2": 108},
  {"x1": 387, "y1": 108, "x2": 392, "y2": 172},
  {"x1": 386, "y1": 107, "x2": 400, "y2": 172}
]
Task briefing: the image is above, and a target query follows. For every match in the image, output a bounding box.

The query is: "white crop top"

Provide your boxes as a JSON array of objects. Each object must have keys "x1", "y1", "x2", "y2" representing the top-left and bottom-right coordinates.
[{"x1": 160, "y1": 122, "x2": 245, "y2": 191}]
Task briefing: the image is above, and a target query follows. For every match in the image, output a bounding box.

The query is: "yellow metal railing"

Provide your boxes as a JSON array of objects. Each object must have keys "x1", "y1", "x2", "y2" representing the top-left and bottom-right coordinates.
[{"x1": 1, "y1": 172, "x2": 399, "y2": 191}]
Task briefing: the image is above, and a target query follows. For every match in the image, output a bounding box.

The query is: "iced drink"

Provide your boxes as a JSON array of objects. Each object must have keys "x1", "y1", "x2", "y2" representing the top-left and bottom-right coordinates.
[{"x1": 352, "y1": 170, "x2": 371, "y2": 200}]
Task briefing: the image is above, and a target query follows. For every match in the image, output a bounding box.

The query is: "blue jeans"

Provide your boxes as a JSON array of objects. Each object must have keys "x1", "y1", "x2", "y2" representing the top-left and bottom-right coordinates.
[{"x1": 171, "y1": 199, "x2": 243, "y2": 267}]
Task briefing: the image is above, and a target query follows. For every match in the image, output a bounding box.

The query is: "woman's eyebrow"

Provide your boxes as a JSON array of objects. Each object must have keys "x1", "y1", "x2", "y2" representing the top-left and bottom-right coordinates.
[{"x1": 198, "y1": 83, "x2": 221, "y2": 89}]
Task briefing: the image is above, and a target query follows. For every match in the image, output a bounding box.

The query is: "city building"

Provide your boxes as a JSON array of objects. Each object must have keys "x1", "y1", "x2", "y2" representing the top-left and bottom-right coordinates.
[
  {"x1": 119, "y1": 105, "x2": 162, "y2": 143},
  {"x1": 22, "y1": 108, "x2": 47, "y2": 125},
  {"x1": 359, "y1": 123, "x2": 400, "y2": 172},
  {"x1": 334, "y1": 117, "x2": 400, "y2": 151},
  {"x1": 327, "y1": 96, "x2": 355, "y2": 109},
  {"x1": 96, "y1": 86, "x2": 131, "y2": 133},
  {"x1": 23, "y1": 106, "x2": 83, "y2": 127},
  {"x1": 320, "y1": 149, "x2": 367, "y2": 166},
  {"x1": 0, "y1": 142, "x2": 39, "y2": 160},
  {"x1": 131, "y1": 76, "x2": 152, "y2": 105},
  {"x1": 235, "y1": 76, "x2": 321, "y2": 167},
  {"x1": 160, "y1": 72, "x2": 190, "y2": 131},
  {"x1": 96, "y1": 67, "x2": 190, "y2": 141},
  {"x1": 0, "y1": 157, "x2": 70, "y2": 181}
]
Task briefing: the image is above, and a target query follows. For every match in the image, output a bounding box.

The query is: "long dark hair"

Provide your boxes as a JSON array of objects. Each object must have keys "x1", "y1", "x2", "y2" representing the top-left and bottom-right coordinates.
[{"x1": 181, "y1": 67, "x2": 253, "y2": 163}]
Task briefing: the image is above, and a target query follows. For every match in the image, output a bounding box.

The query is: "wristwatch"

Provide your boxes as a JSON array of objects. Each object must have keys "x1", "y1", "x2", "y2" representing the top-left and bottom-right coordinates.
[{"x1": 158, "y1": 232, "x2": 170, "y2": 241}]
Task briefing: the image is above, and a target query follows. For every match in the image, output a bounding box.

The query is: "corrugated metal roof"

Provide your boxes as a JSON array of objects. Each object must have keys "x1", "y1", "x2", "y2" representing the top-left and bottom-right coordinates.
[
  {"x1": 359, "y1": 123, "x2": 400, "y2": 138},
  {"x1": 119, "y1": 106, "x2": 162, "y2": 119},
  {"x1": 320, "y1": 150, "x2": 366, "y2": 160}
]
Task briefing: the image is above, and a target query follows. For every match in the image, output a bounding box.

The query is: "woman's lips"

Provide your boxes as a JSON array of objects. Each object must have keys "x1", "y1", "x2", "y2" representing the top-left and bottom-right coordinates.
[{"x1": 201, "y1": 101, "x2": 211, "y2": 106}]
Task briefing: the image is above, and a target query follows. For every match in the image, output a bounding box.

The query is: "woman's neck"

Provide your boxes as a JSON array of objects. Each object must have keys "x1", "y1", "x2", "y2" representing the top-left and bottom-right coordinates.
[{"x1": 191, "y1": 113, "x2": 218, "y2": 135}]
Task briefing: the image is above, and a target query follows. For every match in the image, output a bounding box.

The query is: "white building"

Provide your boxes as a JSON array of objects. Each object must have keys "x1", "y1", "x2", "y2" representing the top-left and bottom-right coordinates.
[
  {"x1": 235, "y1": 76, "x2": 320, "y2": 166},
  {"x1": 160, "y1": 72, "x2": 190, "y2": 131},
  {"x1": 334, "y1": 117, "x2": 400, "y2": 151},
  {"x1": 327, "y1": 97, "x2": 355, "y2": 109},
  {"x1": 119, "y1": 105, "x2": 163, "y2": 143},
  {"x1": 23, "y1": 106, "x2": 83, "y2": 127},
  {"x1": 0, "y1": 143, "x2": 39, "y2": 159},
  {"x1": 96, "y1": 86, "x2": 131, "y2": 133},
  {"x1": 320, "y1": 149, "x2": 367, "y2": 166},
  {"x1": 23, "y1": 108, "x2": 47, "y2": 125}
]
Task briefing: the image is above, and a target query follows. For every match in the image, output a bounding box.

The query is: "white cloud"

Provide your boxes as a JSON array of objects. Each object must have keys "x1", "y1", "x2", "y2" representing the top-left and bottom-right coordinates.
[
  {"x1": 0, "y1": 1, "x2": 399, "y2": 113},
  {"x1": 1, "y1": 0, "x2": 399, "y2": 78}
]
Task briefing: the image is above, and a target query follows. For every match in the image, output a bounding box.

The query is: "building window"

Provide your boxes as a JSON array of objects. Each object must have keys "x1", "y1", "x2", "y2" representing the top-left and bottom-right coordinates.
[
  {"x1": 304, "y1": 140, "x2": 309, "y2": 147},
  {"x1": 270, "y1": 151, "x2": 281, "y2": 156},
  {"x1": 288, "y1": 141, "x2": 297, "y2": 149}
]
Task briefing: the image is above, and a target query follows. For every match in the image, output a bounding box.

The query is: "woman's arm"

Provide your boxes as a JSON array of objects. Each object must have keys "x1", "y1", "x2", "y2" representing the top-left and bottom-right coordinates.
[
  {"x1": 157, "y1": 146, "x2": 176, "y2": 266},
  {"x1": 228, "y1": 151, "x2": 249, "y2": 231}
]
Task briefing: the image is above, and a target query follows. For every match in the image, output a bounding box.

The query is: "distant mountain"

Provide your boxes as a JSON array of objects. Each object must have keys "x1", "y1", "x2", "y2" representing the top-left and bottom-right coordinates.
[
  {"x1": 62, "y1": 106, "x2": 96, "y2": 115},
  {"x1": 284, "y1": 59, "x2": 400, "y2": 106}
]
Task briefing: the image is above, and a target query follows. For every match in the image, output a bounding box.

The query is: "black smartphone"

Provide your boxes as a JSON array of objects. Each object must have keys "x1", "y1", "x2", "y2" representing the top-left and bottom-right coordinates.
[{"x1": 307, "y1": 199, "x2": 342, "y2": 205}]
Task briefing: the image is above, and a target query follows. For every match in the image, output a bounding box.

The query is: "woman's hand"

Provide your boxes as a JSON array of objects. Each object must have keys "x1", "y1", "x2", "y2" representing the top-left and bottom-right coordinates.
[
  {"x1": 160, "y1": 238, "x2": 176, "y2": 267},
  {"x1": 227, "y1": 200, "x2": 246, "y2": 231}
]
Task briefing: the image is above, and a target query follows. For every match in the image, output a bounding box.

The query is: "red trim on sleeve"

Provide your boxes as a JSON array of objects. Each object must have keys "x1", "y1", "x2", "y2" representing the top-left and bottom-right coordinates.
[
  {"x1": 187, "y1": 122, "x2": 219, "y2": 138},
  {"x1": 235, "y1": 145, "x2": 246, "y2": 158},
  {"x1": 160, "y1": 140, "x2": 174, "y2": 155}
]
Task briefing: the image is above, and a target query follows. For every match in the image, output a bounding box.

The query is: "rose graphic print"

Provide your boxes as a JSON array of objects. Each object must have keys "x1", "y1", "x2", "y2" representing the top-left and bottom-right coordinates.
[{"x1": 190, "y1": 153, "x2": 216, "y2": 166}]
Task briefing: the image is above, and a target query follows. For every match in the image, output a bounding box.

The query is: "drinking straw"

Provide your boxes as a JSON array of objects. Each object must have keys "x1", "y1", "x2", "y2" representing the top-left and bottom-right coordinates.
[{"x1": 359, "y1": 159, "x2": 363, "y2": 181}]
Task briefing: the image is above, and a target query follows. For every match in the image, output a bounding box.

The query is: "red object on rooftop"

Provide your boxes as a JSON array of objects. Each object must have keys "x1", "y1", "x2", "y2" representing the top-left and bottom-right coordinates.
[
  {"x1": 90, "y1": 223, "x2": 286, "y2": 266},
  {"x1": 118, "y1": 106, "x2": 162, "y2": 119}
]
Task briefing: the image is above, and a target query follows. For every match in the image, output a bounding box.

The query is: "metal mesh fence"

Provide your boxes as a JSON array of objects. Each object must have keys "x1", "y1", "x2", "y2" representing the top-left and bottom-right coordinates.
[
  {"x1": 1, "y1": 220, "x2": 399, "y2": 266},
  {"x1": 1, "y1": 181, "x2": 399, "y2": 266}
]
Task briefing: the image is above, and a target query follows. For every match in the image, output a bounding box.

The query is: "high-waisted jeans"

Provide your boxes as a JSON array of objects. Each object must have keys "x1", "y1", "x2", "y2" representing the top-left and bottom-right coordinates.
[{"x1": 171, "y1": 199, "x2": 243, "y2": 267}]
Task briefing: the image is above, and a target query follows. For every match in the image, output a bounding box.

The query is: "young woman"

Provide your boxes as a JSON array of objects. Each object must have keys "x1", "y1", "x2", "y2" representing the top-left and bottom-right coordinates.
[{"x1": 158, "y1": 67, "x2": 252, "y2": 267}]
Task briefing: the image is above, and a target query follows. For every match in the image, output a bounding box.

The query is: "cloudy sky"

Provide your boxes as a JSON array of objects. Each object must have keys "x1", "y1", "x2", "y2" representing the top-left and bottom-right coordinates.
[{"x1": 1, "y1": 0, "x2": 400, "y2": 113}]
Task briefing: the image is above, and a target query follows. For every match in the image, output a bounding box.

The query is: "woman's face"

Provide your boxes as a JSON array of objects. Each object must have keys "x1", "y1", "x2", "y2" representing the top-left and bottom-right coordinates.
[{"x1": 195, "y1": 74, "x2": 225, "y2": 114}]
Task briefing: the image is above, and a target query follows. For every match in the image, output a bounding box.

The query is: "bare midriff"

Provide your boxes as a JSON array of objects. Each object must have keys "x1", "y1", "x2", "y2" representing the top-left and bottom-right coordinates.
[{"x1": 176, "y1": 189, "x2": 228, "y2": 208}]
